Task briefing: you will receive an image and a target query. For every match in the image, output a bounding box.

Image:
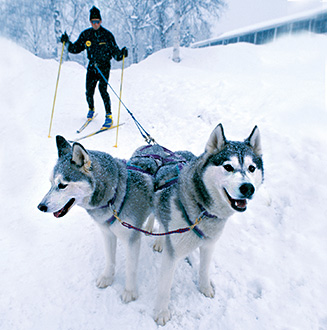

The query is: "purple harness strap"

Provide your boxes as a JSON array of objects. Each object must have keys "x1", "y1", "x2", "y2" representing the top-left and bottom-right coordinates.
[
  {"x1": 126, "y1": 164, "x2": 153, "y2": 175},
  {"x1": 102, "y1": 145, "x2": 190, "y2": 226},
  {"x1": 127, "y1": 145, "x2": 188, "y2": 180}
]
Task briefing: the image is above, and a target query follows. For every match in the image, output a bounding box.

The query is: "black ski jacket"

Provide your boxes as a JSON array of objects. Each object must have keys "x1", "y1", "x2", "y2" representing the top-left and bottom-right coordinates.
[{"x1": 67, "y1": 26, "x2": 124, "y2": 66}]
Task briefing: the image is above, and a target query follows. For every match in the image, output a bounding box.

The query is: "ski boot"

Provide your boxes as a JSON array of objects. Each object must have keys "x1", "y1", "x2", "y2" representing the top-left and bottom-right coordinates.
[
  {"x1": 102, "y1": 114, "x2": 113, "y2": 129},
  {"x1": 87, "y1": 108, "x2": 95, "y2": 119}
]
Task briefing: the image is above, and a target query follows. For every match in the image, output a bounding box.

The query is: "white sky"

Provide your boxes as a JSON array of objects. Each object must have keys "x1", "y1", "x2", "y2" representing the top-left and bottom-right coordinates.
[{"x1": 215, "y1": 0, "x2": 327, "y2": 34}]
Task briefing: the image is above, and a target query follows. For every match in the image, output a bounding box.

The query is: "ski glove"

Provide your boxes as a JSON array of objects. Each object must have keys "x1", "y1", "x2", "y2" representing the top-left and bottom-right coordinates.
[
  {"x1": 60, "y1": 32, "x2": 69, "y2": 44},
  {"x1": 121, "y1": 47, "x2": 128, "y2": 58}
]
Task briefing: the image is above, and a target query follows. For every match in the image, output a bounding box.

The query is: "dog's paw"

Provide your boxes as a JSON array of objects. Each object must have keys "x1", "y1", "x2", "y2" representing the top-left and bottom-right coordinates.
[
  {"x1": 153, "y1": 238, "x2": 163, "y2": 253},
  {"x1": 154, "y1": 309, "x2": 171, "y2": 326},
  {"x1": 96, "y1": 274, "x2": 114, "y2": 288},
  {"x1": 121, "y1": 289, "x2": 138, "y2": 303},
  {"x1": 199, "y1": 281, "x2": 215, "y2": 298}
]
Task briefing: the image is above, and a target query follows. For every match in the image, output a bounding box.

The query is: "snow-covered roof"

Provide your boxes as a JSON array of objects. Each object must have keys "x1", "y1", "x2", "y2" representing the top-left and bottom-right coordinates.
[{"x1": 192, "y1": 6, "x2": 327, "y2": 48}]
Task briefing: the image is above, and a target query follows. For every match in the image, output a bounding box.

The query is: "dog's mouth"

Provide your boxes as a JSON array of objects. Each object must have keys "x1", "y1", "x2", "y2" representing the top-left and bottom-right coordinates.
[
  {"x1": 224, "y1": 189, "x2": 247, "y2": 212},
  {"x1": 53, "y1": 198, "x2": 76, "y2": 218}
]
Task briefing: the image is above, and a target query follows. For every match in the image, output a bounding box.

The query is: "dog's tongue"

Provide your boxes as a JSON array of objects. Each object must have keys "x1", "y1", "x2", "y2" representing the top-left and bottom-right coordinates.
[
  {"x1": 235, "y1": 199, "x2": 247, "y2": 209},
  {"x1": 53, "y1": 198, "x2": 75, "y2": 218},
  {"x1": 53, "y1": 209, "x2": 64, "y2": 218},
  {"x1": 231, "y1": 198, "x2": 247, "y2": 212}
]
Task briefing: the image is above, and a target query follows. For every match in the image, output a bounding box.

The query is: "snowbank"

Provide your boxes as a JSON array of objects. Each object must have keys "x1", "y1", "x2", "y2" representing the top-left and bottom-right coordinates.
[{"x1": 0, "y1": 34, "x2": 326, "y2": 329}]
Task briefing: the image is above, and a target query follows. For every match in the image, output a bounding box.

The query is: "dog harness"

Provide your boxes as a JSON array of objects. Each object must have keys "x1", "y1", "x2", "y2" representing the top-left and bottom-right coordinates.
[
  {"x1": 101, "y1": 146, "x2": 217, "y2": 237},
  {"x1": 126, "y1": 144, "x2": 188, "y2": 179},
  {"x1": 101, "y1": 170, "x2": 131, "y2": 225},
  {"x1": 178, "y1": 201, "x2": 217, "y2": 239}
]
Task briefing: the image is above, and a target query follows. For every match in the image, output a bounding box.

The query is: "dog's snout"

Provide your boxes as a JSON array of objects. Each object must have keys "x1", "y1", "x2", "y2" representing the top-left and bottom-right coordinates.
[
  {"x1": 38, "y1": 203, "x2": 48, "y2": 212},
  {"x1": 240, "y1": 183, "x2": 255, "y2": 198}
]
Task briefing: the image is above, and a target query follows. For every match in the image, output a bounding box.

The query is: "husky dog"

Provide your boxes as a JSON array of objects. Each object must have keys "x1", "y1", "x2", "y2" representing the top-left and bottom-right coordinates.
[
  {"x1": 37, "y1": 136, "x2": 153, "y2": 302},
  {"x1": 153, "y1": 124, "x2": 264, "y2": 325}
]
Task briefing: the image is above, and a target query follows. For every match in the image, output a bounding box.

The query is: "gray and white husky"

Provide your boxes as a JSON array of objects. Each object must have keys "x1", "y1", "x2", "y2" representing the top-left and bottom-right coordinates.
[
  {"x1": 37, "y1": 136, "x2": 153, "y2": 302},
  {"x1": 153, "y1": 123, "x2": 264, "y2": 325}
]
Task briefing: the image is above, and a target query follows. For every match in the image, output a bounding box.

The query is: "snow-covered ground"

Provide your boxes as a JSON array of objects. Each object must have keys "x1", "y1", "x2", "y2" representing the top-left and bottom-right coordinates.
[{"x1": 0, "y1": 34, "x2": 326, "y2": 329}]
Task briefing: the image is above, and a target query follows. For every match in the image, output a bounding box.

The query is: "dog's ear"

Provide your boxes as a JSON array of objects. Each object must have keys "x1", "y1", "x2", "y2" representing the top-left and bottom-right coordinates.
[
  {"x1": 71, "y1": 143, "x2": 92, "y2": 172},
  {"x1": 205, "y1": 123, "x2": 227, "y2": 154},
  {"x1": 245, "y1": 125, "x2": 262, "y2": 156},
  {"x1": 56, "y1": 136, "x2": 71, "y2": 158}
]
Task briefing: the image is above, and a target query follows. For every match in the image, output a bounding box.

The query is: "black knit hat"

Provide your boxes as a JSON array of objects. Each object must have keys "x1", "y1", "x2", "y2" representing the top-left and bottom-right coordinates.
[{"x1": 90, "y1": 6, "x2": 101, "y2": 20}]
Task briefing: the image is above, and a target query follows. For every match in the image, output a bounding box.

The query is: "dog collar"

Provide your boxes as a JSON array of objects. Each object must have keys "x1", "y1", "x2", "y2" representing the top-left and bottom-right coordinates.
[
  {"x1": 197, "y1": 203, "x2": 217, "y2": 220},
  {"x1": 104, "y1": 171, "x2": 131, "y2": 226},
  {"x1": 99, "y1": 190, "x2": 117, "y2": 210},
  {"x1": 178, "y1": 201, "x2": 206, "y2": 239},
  {"x1": 178, "y1": 201, "x2": 217, "y2": 239}
]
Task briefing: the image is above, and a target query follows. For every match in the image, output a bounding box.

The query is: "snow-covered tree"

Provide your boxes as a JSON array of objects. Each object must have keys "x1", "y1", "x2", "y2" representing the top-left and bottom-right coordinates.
[
  {"x1": 0, "y1": 0, "x2": 226, "y2": 64},
  {"x1": 172, "y1": 0, "x2": 181, "y2": 62},
  {"x1": 99, "y1": 0, "x2": 165, "y2": 64},
  {"x1": 172, "y1": 0, "x2": 226, "y2": 61}
]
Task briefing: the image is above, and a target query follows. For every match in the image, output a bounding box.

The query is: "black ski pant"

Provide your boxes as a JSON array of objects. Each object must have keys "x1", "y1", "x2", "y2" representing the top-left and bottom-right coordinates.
[{"x1": 86, "y1": 63, "x2": 111, "y2": 114}]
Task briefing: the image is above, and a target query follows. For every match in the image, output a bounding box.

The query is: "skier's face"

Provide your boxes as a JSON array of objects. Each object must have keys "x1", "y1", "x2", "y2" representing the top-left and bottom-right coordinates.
[{"x1": 91, "y1": 20, "x2": 101, "y2": 30}]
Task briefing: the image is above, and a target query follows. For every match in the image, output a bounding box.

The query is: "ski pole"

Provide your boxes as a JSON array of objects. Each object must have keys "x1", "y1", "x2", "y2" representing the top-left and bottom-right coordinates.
[
  {"x1": 113, "y1": 54, "x2": 125, "y2": 148},
  {"x1": 48, "y1": 41, "x2": 65, "y2": 138}
]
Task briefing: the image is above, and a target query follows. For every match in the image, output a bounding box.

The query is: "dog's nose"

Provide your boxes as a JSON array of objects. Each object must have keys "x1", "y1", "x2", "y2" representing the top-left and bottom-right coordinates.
[
  {"x1": 239, "y1": 183, "x2": 255, "y2": 199},
  {"x1": 38, "y1": 203, "x2": 48, "y2": 212}
]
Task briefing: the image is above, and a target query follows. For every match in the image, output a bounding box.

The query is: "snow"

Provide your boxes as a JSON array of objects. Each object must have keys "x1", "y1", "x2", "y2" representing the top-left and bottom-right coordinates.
[
  {"x1": 1, "y1": 34, "x2": 327, "y2": 329},
  {"x1": 194, "y1": 6, "x2": 327, "y2": 48},
  {"x1": 214, "y1": 0, "x2": 325, "y2": 34}
]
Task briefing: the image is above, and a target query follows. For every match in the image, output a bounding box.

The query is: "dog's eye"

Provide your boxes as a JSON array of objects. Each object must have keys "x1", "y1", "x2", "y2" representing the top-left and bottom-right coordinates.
[
  {"x1": 223, "y1": 164, "x2": 234, "y2": 172},
  {"x1": 58, "y1": 183, "x2": 68, "y2": 189},
  {"x1": 248, "y1": 165, "x2": 256, "y2": 173}
]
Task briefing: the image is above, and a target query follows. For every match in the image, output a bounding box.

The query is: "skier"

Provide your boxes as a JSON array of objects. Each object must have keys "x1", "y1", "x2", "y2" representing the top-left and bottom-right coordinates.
[{"x1": 60, "y1": 6, "x2": 128, "y2": 129}]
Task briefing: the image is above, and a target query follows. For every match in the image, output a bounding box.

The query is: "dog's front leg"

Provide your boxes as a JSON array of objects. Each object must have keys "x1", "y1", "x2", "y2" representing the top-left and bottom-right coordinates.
[
  {"x1": 154, "y1": 250, "x2": 177, "y2": 326},
  {"x1": 153, "y1": 221, "x2": 165, "y2": 253},
  {"x1": 96, "y1": 226, "x2": 117, "y2": 288},
  {"x1": 199, "y1": 241, "x2": 216, "y2": 298},
  {"x1": 121, "y1": 237, "x2": 141, "y2": 303}
]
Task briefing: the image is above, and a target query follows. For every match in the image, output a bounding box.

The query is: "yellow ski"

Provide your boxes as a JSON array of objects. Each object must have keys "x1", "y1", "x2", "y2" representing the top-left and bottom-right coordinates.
[
  {"x1": 76, "y1": 113, "x2": 98, "y2": 133},
  {"x1": 71, "y1": 123, "x2": 124, "y2": 142}
]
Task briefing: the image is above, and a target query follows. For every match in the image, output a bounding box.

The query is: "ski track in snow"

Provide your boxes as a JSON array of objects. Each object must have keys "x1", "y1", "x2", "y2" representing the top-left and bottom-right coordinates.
[{"x1": 0, "y1": 34, "x2": 327, "y2": 329}]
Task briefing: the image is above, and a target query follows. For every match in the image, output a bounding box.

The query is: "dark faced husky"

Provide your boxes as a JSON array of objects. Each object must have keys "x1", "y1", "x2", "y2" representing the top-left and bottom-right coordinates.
[
  {"x1": 38, "y1": 136, "x2": 153, "y2": 302},
  {"x1": 153, "y1": 124, "x2": 263, "y2": 325}
]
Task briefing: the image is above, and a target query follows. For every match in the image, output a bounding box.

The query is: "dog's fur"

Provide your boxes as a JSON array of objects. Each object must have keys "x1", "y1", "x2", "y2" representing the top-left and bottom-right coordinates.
[
  {"x1": 37, "y1": 124, "x2": 263, "y2": 325},
  {"x1": 38, "y1": 136, "x2": 154, "y2": 302},
  {"x1": 152, "y1": 124, "x2": 264, "y2": 325}
]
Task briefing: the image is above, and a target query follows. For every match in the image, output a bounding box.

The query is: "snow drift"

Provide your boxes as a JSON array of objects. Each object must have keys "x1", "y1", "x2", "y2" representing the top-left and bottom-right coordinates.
[{"x1": 0, "y1": 34, "x2": 326, "y2": 329}]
